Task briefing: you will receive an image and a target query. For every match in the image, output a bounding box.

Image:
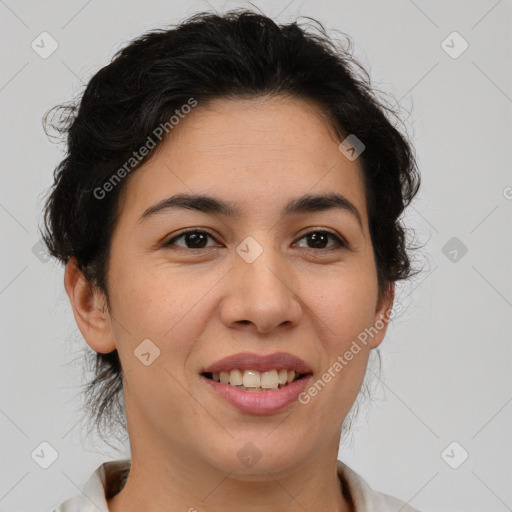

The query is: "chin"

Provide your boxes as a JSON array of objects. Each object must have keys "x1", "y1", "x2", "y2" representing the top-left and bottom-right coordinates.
[{"x1": 206, "y1": 440, "x2": 307, "y2": 479}]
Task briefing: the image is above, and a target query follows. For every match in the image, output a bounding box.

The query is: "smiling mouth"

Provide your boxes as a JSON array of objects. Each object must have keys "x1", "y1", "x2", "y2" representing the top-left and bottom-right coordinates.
[{"x1": 202, "y1": 369, "x2": 312, "y2": 392}]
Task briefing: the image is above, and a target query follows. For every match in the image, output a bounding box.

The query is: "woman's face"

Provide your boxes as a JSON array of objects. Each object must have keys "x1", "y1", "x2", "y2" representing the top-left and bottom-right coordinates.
[{"x1": 71, "y1": 95, "x2": 393, "y2": 476}]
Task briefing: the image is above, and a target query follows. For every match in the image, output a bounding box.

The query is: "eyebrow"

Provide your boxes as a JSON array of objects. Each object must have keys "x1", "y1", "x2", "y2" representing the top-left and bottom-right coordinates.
[{"x1": 138, "y1": 192, "x2": 363, "y2": 230}]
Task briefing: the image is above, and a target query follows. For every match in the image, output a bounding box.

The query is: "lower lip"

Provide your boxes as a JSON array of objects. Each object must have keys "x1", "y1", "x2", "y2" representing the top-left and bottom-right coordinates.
[{"x1": 201, "y1": 374, "x2": 312, "y2": 414}]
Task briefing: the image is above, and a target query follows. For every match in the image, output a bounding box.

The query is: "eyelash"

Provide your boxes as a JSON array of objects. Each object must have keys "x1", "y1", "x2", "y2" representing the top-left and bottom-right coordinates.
[{"x1": 163, "y1": 229, "x2": 347, "y2": 252}]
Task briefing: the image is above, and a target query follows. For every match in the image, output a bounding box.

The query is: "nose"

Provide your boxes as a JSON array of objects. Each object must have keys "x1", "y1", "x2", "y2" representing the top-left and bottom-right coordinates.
[{"x1": 219, "y1": 244, "x2": 303, "y2": 334}]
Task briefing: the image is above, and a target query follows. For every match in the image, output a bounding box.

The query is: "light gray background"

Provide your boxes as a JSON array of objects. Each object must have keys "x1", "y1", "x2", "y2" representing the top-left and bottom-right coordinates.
[{"x1": 1, "y1": 0, "x2": 511, "y2": 511}]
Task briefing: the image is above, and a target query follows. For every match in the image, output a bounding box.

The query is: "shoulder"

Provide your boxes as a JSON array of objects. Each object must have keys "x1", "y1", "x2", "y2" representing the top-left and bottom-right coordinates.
[
  {"x1": 49, "y1": 459, "x2": 131, "y2": 512},
  {"x1": 336, "y1": 460, "x2": 423, "y2": 512}
]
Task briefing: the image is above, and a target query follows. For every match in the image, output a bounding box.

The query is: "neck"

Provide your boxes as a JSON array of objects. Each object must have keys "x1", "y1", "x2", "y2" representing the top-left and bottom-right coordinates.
[{"x1": 107, "y1": 444, "x2": 352, "y2": 512}]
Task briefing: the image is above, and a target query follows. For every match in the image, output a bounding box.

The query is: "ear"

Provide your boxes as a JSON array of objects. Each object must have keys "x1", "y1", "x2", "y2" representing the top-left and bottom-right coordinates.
[
  {"x1": 369, "y1": 281, "x2": 395, "y2": 349},
  {"x1": 64, "y1": 257, "x2": 116, "y2": 354}
]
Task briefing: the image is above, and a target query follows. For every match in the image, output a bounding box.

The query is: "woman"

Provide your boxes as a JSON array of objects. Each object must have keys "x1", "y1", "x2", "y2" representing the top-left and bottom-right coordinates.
[{"x1": 43, "y1": 8, "x2": 422, "y2": 511}]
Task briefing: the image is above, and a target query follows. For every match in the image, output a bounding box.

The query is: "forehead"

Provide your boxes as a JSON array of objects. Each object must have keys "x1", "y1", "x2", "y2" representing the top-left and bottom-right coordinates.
[{"x1": 116, "y1": 95, "x2": 368, "y2": 228}]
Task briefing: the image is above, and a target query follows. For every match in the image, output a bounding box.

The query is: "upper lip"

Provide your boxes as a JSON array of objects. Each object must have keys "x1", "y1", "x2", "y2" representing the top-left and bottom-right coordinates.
[{"x1": 202, "y1": 352, "x2": 313, "y2": 374}]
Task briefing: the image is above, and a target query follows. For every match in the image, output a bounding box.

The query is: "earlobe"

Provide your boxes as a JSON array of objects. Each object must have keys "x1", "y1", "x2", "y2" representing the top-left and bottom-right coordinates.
[
  {"x1": 369, "y1": 282, "x2": 395, "y2": 349},
  {"x1": 64, "y1": 257, "x2": 116, "y2": 354}
]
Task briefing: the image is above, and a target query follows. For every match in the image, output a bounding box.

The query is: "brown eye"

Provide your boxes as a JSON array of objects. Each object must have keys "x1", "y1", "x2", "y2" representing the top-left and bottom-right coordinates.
[
  {"x1": 294, "y1": 231, "x2": 346, "y2": 250},
  {"x1": 165, "y1": 230, "x2": 217, "y2": 249}
]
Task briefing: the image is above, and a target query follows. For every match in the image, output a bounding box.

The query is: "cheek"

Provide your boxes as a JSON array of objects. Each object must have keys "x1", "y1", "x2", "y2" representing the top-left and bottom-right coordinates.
[
  {"x1": 108, "y1": 264, "x2": 217, "y2": 367},
  {"x1": 109, "y1": 260, "x2": 193, "y2": 326},
  {"x1": 308, "y1": 270, "x2": 377, "y2": 342},
  {"x1": 108, "y1": 268, "x2": 209, "y2": 421},
  {"x1": 303, "y1": 273, "x2": 376, "y2": 403}
]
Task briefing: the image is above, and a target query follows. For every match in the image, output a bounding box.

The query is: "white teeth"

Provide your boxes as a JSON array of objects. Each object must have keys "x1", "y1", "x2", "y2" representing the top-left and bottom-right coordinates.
[
  {"x1": 243, "y1": 370, "x2": 260, "y2": 388},
  {"x1": 213, "y1": 369, "x2": 299, "y2": 389},
  {"x1": 229, "y1": 369, "x2": 243, "y2": 386},
  {"x1": 260, "y1": 370, "x2": 279, "y2": 389}
]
